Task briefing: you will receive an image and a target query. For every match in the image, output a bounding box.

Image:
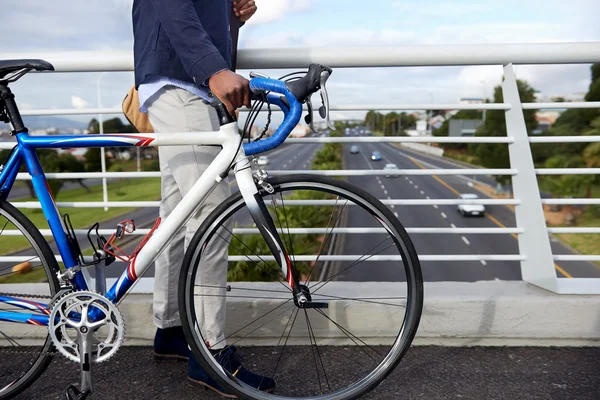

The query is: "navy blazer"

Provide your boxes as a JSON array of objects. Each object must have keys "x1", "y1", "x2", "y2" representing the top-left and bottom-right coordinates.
[{"x1": 132, "y1": 0, "x2": 232, "y2": 88}]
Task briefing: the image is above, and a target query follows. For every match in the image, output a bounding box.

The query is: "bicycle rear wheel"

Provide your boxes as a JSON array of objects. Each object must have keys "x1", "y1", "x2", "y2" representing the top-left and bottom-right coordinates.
[
  {"x1": 180, "y1": 174, "x2": 423, "y2": 400},
  {"x1": 0, "y1": 200, "x2": 59, "y2": 399}
]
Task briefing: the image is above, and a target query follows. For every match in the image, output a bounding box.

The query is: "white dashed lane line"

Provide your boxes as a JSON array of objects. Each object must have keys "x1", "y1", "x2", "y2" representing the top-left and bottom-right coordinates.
[
  {"x1": 433, "y1": 205, "x2": 438, "y2": 209},
  {"x1": 384, "y1": 190, "x2": 388, "y2": 195},
  {"x1": 409, "y1": 180, "x2": 413, "y2": 184},
  {"x1": 461, "y1": 236, "x2": 470, "y2": 245},
  {"x1": 426, "y1": 196, "x2": 431, "y2": 200},
  {"x1": 394, "y1": 212, "x2": 399, "y2": 218},
  {"x1": 450, "y1": 223, "x2": 457, "y2": 229},
  {"x1": 440, "y1": 212, "x2": 447, "y2": 219},
  {"x1": 420, "y1": 190, "x2": 425, "y2": 195},
  {"x1": 480, "y1": 260, "x2": 488, "y2": 266},
  {"x1": 414, "y1": 185, "x2": 419, "y2": 189},
  {"x1": 380, "y1": 185, "x2": 385, "y2": 189}
]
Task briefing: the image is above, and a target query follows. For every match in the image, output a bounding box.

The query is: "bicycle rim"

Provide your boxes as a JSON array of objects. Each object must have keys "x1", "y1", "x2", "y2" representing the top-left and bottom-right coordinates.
[
  {"x1": 0, "y1": 201, "x2": 59, "y2": 399},
  {"x1": 180, "y1": 175, "x2": 423, "y2": 400}
]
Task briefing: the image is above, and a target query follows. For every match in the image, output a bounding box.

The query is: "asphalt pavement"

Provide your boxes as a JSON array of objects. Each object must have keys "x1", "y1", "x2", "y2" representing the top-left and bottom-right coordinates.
[{"x1": 16, "y1": 346, "x2": 600, "y2": 399}]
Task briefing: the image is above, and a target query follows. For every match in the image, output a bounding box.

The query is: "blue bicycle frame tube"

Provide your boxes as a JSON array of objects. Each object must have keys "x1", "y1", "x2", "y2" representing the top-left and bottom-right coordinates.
[
  {"x1": 0, "y1": 311, "x2": 49, "y2": 326},
  {"x1": 0, "y1": 147, "x2": 22, "y2": 200}
]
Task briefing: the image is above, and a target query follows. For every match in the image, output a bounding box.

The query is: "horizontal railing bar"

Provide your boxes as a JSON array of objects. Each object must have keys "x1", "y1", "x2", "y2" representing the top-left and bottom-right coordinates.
[
  {"x1": 11, "y1": 198, "x2": 521, "y2": 209},
  {"x1": 522, "y1": 101, "x2": 600, "y2": 109},
  {"x1": 535, "y1": 168, "x2": 600, "y2": 175},
  {"x1": 553, "y1": 255, "x2": 600, "y2": 261},
  {"x1": 269, "y1": 169, "x2": 517, "y2": 176},
  {"x1": 16, "y1": 101, "x2": 600, "y2": 118},
  {"x1": 20, "y1": 103, "x2": 511, "y2": 117},
  {"x1": 12, "y1": 227, "x2": 598, "y2": 236},
  {"x1": 11, "y1": 169, "x2": 515, "y2": 180},
  {"x1": 541, "y1": 199, "x2": 600, "y2": 205},
  {"x1": 529, "y1": 136, "x2": 600, "y2": 143},
  {"x1": 6, "y1": 43, "x2": 598, "y2": 71},
  {"x1": 15, "y1": 172, "x2": 162, "y2": 180},
  {"x1": 547, "y1": 227, "x2": 600, "y2": 234},
  {"x1": 5, "y1": 227, "x2": 521, "y2": 237},
  {"x1": 286, "y1": 137, "x2": 515, "y2": 143},
  {"x1": 228, "y1": 255, "x2": 526, "y2": 261},
  {"x1": 0, "y1": 254, "x2": 526, "y2": 263}
]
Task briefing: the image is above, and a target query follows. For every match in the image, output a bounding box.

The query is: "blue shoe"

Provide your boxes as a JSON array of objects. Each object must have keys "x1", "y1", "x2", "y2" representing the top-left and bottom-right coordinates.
[
  {"x1": 187, "y1": 346, "x2": 275, "y2": 397},
  {"x1": 153, "y1": 326, "x2": 191, "y2": 362}
]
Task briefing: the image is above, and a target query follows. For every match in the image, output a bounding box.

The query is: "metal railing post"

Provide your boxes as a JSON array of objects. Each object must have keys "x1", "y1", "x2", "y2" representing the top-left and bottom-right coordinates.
[{"x1": 502, "y1": 63, "x2": 557, "y2": 292}]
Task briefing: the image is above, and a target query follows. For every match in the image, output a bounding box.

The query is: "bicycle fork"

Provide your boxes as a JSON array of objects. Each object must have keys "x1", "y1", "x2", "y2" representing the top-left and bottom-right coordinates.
[{"x1": 234, "y1": 158, "x2": 327, "y2": 309}]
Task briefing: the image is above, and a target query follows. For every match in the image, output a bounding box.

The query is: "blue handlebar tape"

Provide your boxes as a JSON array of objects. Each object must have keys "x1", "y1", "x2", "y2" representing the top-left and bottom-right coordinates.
[{"x1": 243, "y1": 78, "x2": 302, "y2": 156}]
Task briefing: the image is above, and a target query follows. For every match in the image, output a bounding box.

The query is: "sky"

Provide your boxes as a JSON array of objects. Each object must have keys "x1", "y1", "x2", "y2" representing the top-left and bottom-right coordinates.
[{"x1": 1, "y1": 0, "x2": 599, "y2": 127}]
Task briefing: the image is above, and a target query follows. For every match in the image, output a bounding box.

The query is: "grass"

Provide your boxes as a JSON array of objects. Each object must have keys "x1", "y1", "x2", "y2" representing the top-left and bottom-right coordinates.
[
  {"x1": 441, "y1": 148, "x2": 482, "y2": 166},
  {"x1": 550, "y1": 206, "x2": 600, "y2": 265},
  {"x1": 1, "y1": 177, "x2": 161, "y2": 255}
]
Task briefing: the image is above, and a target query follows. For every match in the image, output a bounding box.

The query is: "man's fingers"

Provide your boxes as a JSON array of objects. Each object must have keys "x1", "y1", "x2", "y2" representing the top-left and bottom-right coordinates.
[
  {"x1": 222, "y1": 98, "x2": 235, "y2": 117},
  {"x1": 240, "y1": 5, "x2": 257, "y2": 15},
  {"x1": 243, "y1": 86, "x2": 251, "y2": 109},
  {"x1": 234, "y1": 0, "x2": 253, "y2": 11}
]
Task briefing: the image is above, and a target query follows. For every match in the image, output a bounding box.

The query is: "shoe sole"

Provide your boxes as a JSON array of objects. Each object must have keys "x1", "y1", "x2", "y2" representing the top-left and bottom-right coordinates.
[
  {"x1": 153, "y1": 352, "x2": 189, "y2": 363},
  {"x1": 187, "y1": 376, "x2": 238, "y2": 398}
]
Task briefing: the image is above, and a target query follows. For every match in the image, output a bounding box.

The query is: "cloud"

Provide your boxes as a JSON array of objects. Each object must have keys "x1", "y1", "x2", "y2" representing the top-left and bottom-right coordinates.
[
  {"x1": 247, "y1": 0, "x2": 312, "y2": 25},
  {"x1": 71, "y1": 96, "x2": 89, "y2": 109}
]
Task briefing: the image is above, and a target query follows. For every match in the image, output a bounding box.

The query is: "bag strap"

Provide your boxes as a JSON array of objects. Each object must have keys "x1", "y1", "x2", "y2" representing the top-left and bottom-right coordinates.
[{"x1": 230, "y1": 12, "x2": 241, "y2": 72}]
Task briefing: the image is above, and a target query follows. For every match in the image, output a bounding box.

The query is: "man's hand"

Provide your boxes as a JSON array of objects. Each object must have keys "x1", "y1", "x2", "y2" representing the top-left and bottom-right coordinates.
[
  {"x1": 208, "y1": 69, "x2": 251, "y2": 115},
  {"x1": 233, "y1": 0, "x2": 257, "y2": 22}
]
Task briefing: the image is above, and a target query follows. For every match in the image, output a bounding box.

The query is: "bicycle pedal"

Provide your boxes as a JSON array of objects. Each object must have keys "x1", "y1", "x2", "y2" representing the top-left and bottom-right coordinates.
[{"x1": 65, "y1": 384, "x2": 91, "y2": 400}]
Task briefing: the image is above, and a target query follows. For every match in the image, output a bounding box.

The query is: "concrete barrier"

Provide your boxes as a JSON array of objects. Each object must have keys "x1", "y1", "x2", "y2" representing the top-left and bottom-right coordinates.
[
  {"x1": 400, "y1": 142, "x2": 445, "y2": 157},
  {"x1": 2, "y1": 281, "x2": 599, "y2": 347}
]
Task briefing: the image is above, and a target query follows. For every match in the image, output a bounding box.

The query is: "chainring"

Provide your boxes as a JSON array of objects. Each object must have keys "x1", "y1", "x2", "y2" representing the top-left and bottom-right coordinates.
[{"x1": 48, "y1": 291, "x2": 125, "y2": 363}]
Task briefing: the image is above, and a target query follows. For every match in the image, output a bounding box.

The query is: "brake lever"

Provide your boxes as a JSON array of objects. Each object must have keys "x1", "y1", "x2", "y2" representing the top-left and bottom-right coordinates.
[
  {"x1": 305, "y1": 97, "x2": 318, "y2": 133},
  {"x1": 318, "y1": 71, "x2": 335, "y2": 130}
]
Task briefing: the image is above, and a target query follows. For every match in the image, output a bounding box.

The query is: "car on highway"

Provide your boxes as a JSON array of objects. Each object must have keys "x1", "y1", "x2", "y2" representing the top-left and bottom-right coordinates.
[
  {"x1": 371, "y1": 151, "x2": 382, "y2": 161},
  {"x1": 383, "y1": 163, "x2": 399, "y2": 177},
  {"x1": 457, "y1": 193, "x2": 485, "y2": 217},
  {"x1": 350, "y1": 145, "x2": 360, "y2": 154},
  {"x1": 256, "y1": 156, "x2": 269, "y2": 166}
]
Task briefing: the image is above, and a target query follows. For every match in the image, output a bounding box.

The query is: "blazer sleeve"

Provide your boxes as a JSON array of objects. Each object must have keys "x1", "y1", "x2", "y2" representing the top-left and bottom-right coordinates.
[{"x1": 149, "y1": 0, "x2": 229, "y2": 85}]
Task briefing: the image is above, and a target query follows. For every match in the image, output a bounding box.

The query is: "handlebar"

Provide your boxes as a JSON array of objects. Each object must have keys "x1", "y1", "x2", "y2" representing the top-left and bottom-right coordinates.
[{"x1": 240, "y1": 64, "x2": 333, "y2": 157}]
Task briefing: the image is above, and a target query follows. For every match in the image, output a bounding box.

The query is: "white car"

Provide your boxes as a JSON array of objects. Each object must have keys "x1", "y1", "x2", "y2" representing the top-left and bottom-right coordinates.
[
  {"x1": 256, "y1": 156, "x2": 269, "y2": 166},
  {"x1": 383, "y1": 163, "x2": 399, "y2": 177},
  {"x1": 457, "y1": 193, "x2": 485, "y2": 217}
]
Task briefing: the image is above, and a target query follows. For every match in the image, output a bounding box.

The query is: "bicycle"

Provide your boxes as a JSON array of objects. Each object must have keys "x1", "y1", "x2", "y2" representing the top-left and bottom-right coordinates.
[{"x1": 0, "y1": 60, "x2": 423, "y2": 400}]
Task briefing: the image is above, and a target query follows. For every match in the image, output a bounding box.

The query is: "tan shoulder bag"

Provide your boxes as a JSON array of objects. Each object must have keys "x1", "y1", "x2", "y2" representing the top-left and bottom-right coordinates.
[{"x1": 122, "y1": 86, "x2": 154, "y2": 133}]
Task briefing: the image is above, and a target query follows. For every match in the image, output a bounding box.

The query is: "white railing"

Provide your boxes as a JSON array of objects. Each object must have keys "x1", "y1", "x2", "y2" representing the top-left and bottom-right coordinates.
[{"x1": 2, "y1": 42, "x2": 599, "y2": 294}]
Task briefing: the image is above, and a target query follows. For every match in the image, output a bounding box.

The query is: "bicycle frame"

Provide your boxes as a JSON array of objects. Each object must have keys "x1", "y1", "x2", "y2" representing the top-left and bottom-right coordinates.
[{"x1": 0, "y1": 123, "x2": 272, "y2": 326}]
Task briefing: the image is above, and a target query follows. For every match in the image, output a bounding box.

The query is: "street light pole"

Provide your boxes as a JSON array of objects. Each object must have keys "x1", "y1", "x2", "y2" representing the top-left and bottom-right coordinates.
[{"x1": 96, "y1": 72, "x2": 108, "y2": 212}]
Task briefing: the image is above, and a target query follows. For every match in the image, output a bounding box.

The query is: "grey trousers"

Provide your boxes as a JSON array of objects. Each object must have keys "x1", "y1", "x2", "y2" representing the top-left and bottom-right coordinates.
[{"x1": 146, "y1": 86, "x2": 231, "y2": 348}]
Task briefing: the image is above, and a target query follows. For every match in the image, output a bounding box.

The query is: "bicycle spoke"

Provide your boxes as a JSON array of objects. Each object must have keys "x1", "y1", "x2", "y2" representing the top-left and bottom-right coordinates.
[
  {"x1": 195, "y1": 284, "x2": 291, "y2": 295},
  {"x1": 217, "y1": 228, "x2": 291, "y2": 292},
  {"x1": 208, "y1": 299, "x2": 293, "y2": 350},
  {"x1": 305, "y1": 197, "x2": 348, "y2": 287},
  {"x1": 270, "y1": 307, "x2": 300, "y2": 382},
  {"x1": 0, "y1": 219, "x2": 10, "y2": 237},
  {"x1": 225, "y1": 302, "x2": 295, "y2": 349},
  {"x1": 315, "y1": 309, "x2": 383, "y2": 362},
  {"x1": 311, "y1": 293, "x2": 407, "y2": 307},
  {"x1": 304, "y1": 309, "x2": 324, "y2": 394},
  {"x1": 0, "y1": 255, "x2": 41, "y2": 275},
  {"x1": 0, "y1": 330, "x2": 22, "y2": 347},
  {"x1": 310, "y1": 238, "x2": 396, "y2": 294},
  {"x1": 304, "y1": 309, "x2": 331, "y2": 394}
]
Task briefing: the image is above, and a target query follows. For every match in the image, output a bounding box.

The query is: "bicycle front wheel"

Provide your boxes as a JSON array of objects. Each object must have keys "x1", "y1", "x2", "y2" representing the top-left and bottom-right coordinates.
[
  {"x1": 0, "y1": 200, "x2": 60, "y2": 400},
  {"x1": 180, "y1": 174, "x2": 423, "y2": 400}
]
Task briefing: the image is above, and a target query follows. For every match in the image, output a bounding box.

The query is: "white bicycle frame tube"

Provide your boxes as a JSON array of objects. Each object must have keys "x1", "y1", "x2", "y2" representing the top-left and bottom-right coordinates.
[{"x1": 106, "y1": 123, "x2": 261, "y2": 304}]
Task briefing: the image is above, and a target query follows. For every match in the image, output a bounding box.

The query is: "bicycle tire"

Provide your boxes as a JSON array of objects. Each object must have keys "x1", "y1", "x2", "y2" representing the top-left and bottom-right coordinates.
[
  {"x1": 180, "y1": 174, "x2": 423, "y2": 400},
  {"x1": 0, "y1": 200, "x2": 60, "y2": 400}
]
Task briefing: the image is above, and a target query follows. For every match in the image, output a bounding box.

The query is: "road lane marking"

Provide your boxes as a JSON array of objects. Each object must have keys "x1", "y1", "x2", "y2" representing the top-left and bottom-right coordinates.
[
  {"x1": 414, "y1": 185, "x2": 419, "y2": 189},
  {"x1": 380, "y1": 185, "x2": 385, "y2": 189},
  {"x1": 409, "y1": 180, "x2": 413, "y2": 184},
  {"x1": 404, "y1": 177, "x2": 408, "y2": 180},
  {"x1": 426, "y1": 196, "x2": 431, "y2": 199},
  {"x1": 433, "y1": 205, "x2": 438, "y2": 209},
  {"x1": 302, "y1": 164, "x2": 307, "y2": 168},
  {"x1": 441, "y1": 212, "x2": 447, "y2": 219},
  {"x1": 481, "y1": 260, "x2": 487, "y2": 266},
  {"x1": 451, "y1": 223, "x2": 457, "y2": 229},
  {"x1": 391, "y1": 205, "x2": 395, "y2": 208},
  {"x1": 406, "y1": 156, "x2": 573, "y2": 279},
  {"x1": 461, "y1": 236, "x2": 470, "y2": 245},
  {"x1": 384, "y1": 190, "x2": 388, "y2": 195},
  {"x1": 394, "y1": 212, "x2": 399, "y2": 217},
  {"x1": 420, "y1": 190, "x2": 425, "y2": 195}
]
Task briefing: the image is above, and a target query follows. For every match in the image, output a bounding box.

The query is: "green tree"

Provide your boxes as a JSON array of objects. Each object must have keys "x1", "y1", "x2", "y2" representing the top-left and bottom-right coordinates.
[
  {"x1": 469, "y1": 80, "x2": 538, "y2": 184},
  {"x1": 58, "y1": 153, "x2": 90, "y2": 192}
]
